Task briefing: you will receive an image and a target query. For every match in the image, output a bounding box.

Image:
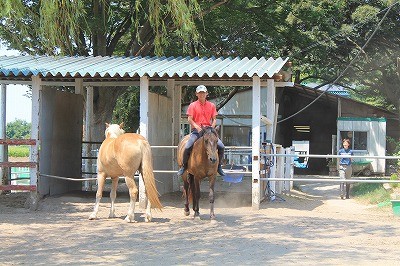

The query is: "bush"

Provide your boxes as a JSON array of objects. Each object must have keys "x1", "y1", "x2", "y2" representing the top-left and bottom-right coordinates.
[
  {"x1": 390, "y1": 174, "x2": 399, "y2": 188},
  {"x1": 8, "y1": 145, "x2": 30, "y2": 157},
  {"x1": 352, "y1": 182, "x2": 391, "y2": 205},
  {"x1": 6, "y1": 119, "x2": 31, "y2": 139}
]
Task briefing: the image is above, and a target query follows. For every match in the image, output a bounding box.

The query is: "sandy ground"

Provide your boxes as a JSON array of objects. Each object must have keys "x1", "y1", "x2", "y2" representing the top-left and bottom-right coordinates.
[{"x1": 1, "y1": 176, "x2": 399, "y2": 265}]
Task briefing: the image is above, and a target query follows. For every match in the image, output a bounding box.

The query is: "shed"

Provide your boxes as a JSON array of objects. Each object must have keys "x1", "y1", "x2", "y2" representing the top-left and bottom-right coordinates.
[
  {"x1": 0, "y1": 55, "x2": 291, "y2": 210},
  {"x1": 197, "y1": 84, "x2": 399, "y2": 174},
  {"x1": 337, "y1": 117, "x2": 386, "y2": 174}
]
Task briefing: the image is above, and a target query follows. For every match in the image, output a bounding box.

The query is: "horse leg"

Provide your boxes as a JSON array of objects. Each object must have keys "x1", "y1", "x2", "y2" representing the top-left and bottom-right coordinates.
[
  {"x1": 193, "y1": 178, "x2": 201, "y2": 219},
  {"x1": 144, "y1": 199, "x2": 152, "y2": 222},
  {"x1": 209, "y1": 176, "x2": 216, "y2": 219},
  {"x1": 124, "y1": 176, "x2": 138, "y2": 223},
  {"x1": 89, "y1": 172, "x2": 106, "y2": 220},
  {"x1": 108, "y1": 177, "x2": 119, "y2": 218},
  {"x1": 183, "y1": 174, "x2": 191, "y2": 216}
]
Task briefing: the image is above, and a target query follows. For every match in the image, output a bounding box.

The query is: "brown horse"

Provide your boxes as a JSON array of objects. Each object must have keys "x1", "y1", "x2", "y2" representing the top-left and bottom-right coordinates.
[
  {"x1": 89, "y1": 123, "x2": 162, "y2": 222},
  {"x1": 177, "y1": 126, "x2": 219, "y2": 219}
]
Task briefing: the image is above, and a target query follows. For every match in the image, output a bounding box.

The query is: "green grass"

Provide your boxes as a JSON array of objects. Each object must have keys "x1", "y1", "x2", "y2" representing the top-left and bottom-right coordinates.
[
  {"x1": 8, "y1": 145, "x2": 30, "y2": 157},
  {"x1": 352, "y1": 182, "x2": 392, "y2": 205}
]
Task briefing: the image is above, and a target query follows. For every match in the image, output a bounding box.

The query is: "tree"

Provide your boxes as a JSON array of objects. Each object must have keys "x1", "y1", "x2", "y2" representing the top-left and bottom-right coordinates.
[
  {"x1": 1, "y1": 1, "x2": 399, "y2": 134},
  {"x1": 6, "y1": 119, "x2": 31, "y2": 139},
  {"x1": 0, "y1": 0, "x2": 228, "y2": 139},
  {"x1": 194, "y1": 0, "x2": 400, "y2": 119}
]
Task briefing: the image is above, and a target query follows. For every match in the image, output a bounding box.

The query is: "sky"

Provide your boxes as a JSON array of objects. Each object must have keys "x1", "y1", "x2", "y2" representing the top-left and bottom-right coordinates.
[{"x1": 0, "y1": 44, "x2": 32, "y2": 123}]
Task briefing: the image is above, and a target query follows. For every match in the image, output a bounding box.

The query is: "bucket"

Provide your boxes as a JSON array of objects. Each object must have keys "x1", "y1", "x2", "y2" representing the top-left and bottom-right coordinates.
[{"x1": 391, "y1": 200, "x2": 400, "y2": 216}]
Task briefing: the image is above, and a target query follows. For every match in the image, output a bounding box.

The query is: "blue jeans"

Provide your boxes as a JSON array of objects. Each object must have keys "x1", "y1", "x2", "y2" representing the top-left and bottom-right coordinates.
[{"x1": 182, "y1": 129, "x2": 225, "y2": 166}]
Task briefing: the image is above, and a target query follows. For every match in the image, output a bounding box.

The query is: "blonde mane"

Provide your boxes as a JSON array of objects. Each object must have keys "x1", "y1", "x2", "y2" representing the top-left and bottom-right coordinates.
[{"x1": 105, "y1": 123, "x2": 125, "y2": 138}]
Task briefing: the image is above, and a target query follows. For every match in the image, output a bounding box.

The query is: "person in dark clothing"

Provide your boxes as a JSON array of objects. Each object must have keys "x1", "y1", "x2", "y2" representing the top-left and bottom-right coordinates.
[{"x1": 338, "y1": 138, "x2": 353, "y2": 199}]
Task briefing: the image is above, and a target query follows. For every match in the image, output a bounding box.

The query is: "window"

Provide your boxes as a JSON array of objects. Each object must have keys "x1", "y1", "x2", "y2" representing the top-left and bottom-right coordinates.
[
  {"x1": 340, "y1": 131, "x2": 367, "y2": 151},
  {"x1": 223, "y1": 126, "x2": 251, "y2": 146}
]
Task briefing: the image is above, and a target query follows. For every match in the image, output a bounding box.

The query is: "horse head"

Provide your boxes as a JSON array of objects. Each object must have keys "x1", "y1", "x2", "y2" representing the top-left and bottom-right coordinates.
[
  {"x1": 105, "y1": 122, "x2": 125, "y2": 139},
  {"x1": 201, "y1": 126, "x2": 219, "y2": 164}
]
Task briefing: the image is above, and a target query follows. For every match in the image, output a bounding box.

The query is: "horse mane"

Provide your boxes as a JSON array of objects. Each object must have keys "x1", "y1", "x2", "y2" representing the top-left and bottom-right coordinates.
[
  {"x1": 104, "y1": 123, "x2": 125, "y2": 138},
  {"x1": 200, "y1": 126, "x2": 218, "y2": 138}
]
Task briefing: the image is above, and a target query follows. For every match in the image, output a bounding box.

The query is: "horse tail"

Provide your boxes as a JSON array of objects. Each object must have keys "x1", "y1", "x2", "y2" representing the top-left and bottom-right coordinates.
[
  {"x1": 140, "y1": 140, "x2": 163, "y2": 210},
  {"x1": 182, "y1": 187, "x2": 193, "y2": 203}
]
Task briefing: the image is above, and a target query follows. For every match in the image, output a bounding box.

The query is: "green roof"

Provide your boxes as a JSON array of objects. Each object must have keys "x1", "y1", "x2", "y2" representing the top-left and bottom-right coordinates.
[{"x1": 337, "y1": 117, "x2": 386, "y2": 122}]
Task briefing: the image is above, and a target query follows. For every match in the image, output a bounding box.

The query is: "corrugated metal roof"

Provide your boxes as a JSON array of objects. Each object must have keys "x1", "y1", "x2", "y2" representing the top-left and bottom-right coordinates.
[{"x1": 0, "y1": 55, "x2": 288, "y2": 81}]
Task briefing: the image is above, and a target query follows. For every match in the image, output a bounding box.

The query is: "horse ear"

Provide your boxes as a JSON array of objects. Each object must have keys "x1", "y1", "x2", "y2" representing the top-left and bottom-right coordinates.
[
  {"x1": 105, "y1": 123, "x2": 110, "y2": 128},
  {"x1": 119, "y1": 122, "x2": 124, "y2": 129},
  {"x1": 215, "y1": 125, "x2": 220, "y2": 132}
]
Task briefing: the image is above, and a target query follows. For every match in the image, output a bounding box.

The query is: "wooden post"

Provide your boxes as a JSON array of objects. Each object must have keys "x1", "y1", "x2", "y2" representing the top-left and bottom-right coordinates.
[
  {"x1": 252, "y1": 75, "x2": 261, "y2": 210},
  {"x1": 284, "y1": 147, "x2": 293, "y2": 192},
  {"x1": 29, "y1": 76, "x2": 41, "y2": 210},
  {"x1": 266, "y1": 79, "x2": 275, "y2": 142},
  {"x1": 167, "y1": 79, "x2": 181, "y2": 192},
  {"x1": 139, "y1": 76, "x2": 149, "y2": 209},
  {"x1": 275, "y1": 145, "x2": 284, "y2": 194},
  {"x1": 84, "y1": 85, "x2": 93, "y2": 191},
  {"x1": 0, "y1": 83, "x2": 7, "y2": 193}
]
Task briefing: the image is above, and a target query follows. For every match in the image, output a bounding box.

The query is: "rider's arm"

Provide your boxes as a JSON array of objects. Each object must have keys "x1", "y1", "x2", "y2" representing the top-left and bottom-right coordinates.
[
  {"x1": 188, "y1": 115, "x2": 202, "y2": 132},
  {"x1": 211, "y1": 115, "x2": 217, "y2": 128}
]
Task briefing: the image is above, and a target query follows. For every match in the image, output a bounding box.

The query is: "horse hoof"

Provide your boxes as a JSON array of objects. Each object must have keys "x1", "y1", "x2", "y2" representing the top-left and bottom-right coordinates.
[
  {"x1": 124, "y1": 216, "x2": 136, "y2": 223},
  {"x1": 108, "y1": 214, "x2": 116, "y2": 219},
  {"x1": 184, "y1": 210, "x2": 190, "y2": 216},
  {"x1": 193, "y1": 212, "x2": 201, "y2": 220},
  {"x1": 210, "y1": 215, "x2": 216, "y2": 220},
  {"x1": 88, "y1": 214, "x2": 97, "y2": 220},
  {"x1": 145, "y1": 216, "x2": 152, "y2": 222}
]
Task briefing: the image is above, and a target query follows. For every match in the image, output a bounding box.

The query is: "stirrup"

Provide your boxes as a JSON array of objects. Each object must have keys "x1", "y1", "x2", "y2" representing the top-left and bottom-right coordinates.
[{"x1": 217, "y1": 165, "x2": 225, "y2": 176}]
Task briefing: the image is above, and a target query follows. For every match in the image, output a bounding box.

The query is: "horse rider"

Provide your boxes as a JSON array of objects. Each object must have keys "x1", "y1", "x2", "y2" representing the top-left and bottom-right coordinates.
[{"x1": 177, "y1": 85, "x2": 226, "y2": 177}]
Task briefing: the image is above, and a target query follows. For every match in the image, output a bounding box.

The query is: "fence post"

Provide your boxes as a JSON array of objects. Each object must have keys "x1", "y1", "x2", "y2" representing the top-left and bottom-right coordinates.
[
  {"x1": 275, "y1": 145, "x2": 284, "y2": 194},
  {"x1": 284, "y1": 147, "x2": 295, "y2": 191}
]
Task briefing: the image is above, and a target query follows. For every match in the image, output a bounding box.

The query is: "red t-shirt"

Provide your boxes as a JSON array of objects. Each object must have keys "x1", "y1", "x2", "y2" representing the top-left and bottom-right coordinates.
[{"x1": 187, "y1": 100, "x2": 218, "y2": 128}]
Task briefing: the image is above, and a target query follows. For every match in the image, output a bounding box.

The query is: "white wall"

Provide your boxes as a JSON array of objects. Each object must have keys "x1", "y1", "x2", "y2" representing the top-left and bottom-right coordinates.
[{"x1": 337, "y1": 118, "x2": 386, "y2": 173}]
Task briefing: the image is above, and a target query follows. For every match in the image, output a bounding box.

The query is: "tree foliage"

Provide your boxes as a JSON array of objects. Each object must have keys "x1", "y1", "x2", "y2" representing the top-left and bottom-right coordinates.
[
  {"x1": 194, "y1": 0, "x2": 400, "y2": 117},
  {"x1": 0, "y1": 0, "x2": 209, "y2": 139},
  {"x1": 6, "y1": 119, "x2": 31, "y2": 139},
  {"x1": 0, "y1": 0, "x2": 399, "y2": 133}
]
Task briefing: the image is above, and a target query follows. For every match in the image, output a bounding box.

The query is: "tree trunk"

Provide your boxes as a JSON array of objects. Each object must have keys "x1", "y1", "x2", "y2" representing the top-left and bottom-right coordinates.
[{"x1": 91, "y1": 87, "x2": 123, "y2": 142}]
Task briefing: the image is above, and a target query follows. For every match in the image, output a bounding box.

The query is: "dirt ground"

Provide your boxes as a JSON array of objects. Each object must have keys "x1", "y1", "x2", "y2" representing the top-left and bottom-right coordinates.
[{"x1": 1, "y1": 176, "x2": 399, "y2": 265}]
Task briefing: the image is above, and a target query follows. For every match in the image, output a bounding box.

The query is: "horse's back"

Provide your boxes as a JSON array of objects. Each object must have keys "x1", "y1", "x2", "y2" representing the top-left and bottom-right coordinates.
[{"x1": 98, "y1": 133, "x2": 149, "y2": 177}]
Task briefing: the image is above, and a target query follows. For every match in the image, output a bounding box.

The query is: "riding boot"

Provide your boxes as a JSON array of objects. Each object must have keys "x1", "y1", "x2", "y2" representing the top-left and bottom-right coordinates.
[
  {"x1": 217, "y1": 148, "x2": 225, "y2": 176},
  {"x1": 177, "y1": 148, "x2": 191, "y2": 176},
  {"x1": 340, "y1": 183, "x2": 345, "y2": 199},
  {"x1": 345, "y1": 184, "x2": 350, "y2": 199}
]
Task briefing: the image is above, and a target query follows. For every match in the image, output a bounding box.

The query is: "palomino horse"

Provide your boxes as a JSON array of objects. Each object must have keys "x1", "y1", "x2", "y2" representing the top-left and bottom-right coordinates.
[
  {"x1": 89, "y1": 123, "x2": 162, "y2": 222},
  {"x1": 177, "y1": 126, "x2": 219, "y2": 219}
]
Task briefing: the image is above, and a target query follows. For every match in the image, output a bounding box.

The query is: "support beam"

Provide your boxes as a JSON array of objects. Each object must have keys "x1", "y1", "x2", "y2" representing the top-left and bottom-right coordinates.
[
  {"x1": 252, "y1": 76, "x2": 261, "y2": 210},
  {"x1": 84, "y1": 86, "x2": 93, "y2": 191},
  {"x1": 29, "y1": 76, "x2": 41, "y2": 209},
  {"x1": 0, "y1": 84, "x2": 7, "y2": 192},
  {"x1": 167, "y1": 79, "x2": 181, "y2": 191},
  {"x1": 265, "y1": 79, "x2": 275, "y2": 142},
  {"x1": 139, "y1": 76, "x2": 149, "y2": 208},
  {"x1": 75, "y1": 78, "x2": 83, "y2": 95}
]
